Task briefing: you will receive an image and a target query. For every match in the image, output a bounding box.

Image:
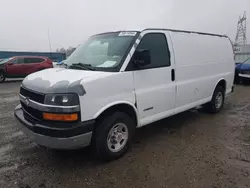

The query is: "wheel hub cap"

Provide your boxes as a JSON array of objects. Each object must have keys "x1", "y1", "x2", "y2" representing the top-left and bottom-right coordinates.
[
  {"x1": 215, "y1": 92, "x2": 223, "y2": 109},
  {"x1": 107, "y1": 123, "x2": 128, "y2": 152}
]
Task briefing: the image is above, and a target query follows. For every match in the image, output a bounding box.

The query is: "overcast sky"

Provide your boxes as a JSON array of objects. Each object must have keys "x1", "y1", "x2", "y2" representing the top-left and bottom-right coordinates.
[{"x1": 0, "y1": 0, "x2": 249, "y2": 52}]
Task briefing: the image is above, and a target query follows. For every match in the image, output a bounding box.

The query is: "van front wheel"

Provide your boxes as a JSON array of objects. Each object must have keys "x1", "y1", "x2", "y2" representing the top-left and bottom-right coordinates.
[
  {"x1": 93, "y1": 112, "x2": 136, "y2": 161},
  {"x1": 205, "y1": 85, "x2": 225, "y2": 113}
]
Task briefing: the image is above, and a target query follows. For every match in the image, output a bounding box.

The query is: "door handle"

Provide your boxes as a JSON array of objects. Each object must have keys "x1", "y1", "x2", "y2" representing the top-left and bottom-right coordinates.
[{"x1": 171, "y1": 69, "x2": 175, "y2": 81}]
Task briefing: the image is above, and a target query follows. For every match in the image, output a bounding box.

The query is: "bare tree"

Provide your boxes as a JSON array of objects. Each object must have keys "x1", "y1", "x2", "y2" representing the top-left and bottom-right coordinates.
[{"x1": 56, "y1": 47, "x2": 75, "y2": 57}]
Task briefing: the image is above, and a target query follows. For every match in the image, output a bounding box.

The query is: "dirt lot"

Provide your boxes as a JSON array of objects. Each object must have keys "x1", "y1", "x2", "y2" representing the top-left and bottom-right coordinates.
[{"x1": 0, "y1": 81, "x2": 250, "y2": 188}]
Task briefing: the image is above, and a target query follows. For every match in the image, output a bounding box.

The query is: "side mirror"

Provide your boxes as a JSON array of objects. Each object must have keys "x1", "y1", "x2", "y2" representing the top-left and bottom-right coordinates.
[
  {"x1": 8, "y1": 62, "x2": 13, "y2": 66},
  {"x1": 133, "y1": 49, "x2": 151, "y2": 67}
]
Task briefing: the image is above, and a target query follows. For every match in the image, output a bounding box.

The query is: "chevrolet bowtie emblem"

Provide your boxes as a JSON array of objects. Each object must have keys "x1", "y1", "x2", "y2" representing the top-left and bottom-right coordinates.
[{"x1": 25, "y1": 97, "x2": 30, "y2": 106}]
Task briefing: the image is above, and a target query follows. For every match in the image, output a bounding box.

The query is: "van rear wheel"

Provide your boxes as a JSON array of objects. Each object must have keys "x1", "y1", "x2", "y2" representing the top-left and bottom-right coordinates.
[
  {"x1": 93, "y1": 112, "x2": 136, "y2": 161},
  {"x1": 205, "y1": 85, "x2": 225, "y2": 113}
]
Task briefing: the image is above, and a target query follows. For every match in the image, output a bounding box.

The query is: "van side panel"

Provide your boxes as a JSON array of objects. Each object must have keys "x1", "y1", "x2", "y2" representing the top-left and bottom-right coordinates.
[{"x1": 169, "y1": 32, "x2": 234, "y2": 109}]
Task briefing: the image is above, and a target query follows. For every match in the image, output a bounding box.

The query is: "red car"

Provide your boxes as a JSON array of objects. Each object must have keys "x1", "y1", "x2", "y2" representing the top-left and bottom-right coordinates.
[{"x1": 0, "y1": 56, "x2": 53, "y2": 82}]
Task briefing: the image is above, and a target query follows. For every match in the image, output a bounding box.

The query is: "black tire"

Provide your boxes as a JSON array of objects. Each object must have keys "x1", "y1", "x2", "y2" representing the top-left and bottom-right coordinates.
[
  {"x1": 93, "y1": 111, "x2": 136, "y2": 161},
  {"x1": 0, "y1": 72, "x2": 5, "y2": 83},
  {"x1": 205, "y1": 85, "x2": 225, "y2": 113},
  {"x1": 234, "y1": 72, "x2": 240, "y2": 84},
  {"x1": 240, "y1": 78, "x2": 247, "y2": 85}
]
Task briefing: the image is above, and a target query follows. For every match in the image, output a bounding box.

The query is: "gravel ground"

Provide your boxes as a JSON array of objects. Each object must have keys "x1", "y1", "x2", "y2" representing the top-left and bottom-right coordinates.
[{"x1": 0, "y1": 81, "x2": 250, "y2": 188}]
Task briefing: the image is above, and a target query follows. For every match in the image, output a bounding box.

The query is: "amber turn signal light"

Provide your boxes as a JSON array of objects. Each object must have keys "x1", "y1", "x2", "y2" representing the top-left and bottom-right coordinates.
[{"x1": 43, "y1": 113, "x2": 78, "y2": 121}]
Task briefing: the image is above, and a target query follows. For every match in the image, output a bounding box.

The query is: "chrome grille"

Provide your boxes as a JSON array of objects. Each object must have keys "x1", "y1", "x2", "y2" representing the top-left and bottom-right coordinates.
[{"x1": 20, "y1": 87, "x2": 45, "y2": 103}]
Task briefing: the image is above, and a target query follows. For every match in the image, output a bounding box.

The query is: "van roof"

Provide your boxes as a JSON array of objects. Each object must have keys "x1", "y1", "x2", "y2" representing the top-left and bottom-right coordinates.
[
  {"x1": 143, "y1": 28, "x2": 228, "y2": 38},
  {"x1": 95, "y1": 28, "x2": 228, "y2": 38}
]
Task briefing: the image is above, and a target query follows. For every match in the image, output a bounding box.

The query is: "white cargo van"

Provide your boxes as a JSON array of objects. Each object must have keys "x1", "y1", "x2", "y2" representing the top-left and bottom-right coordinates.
[{"x1": 15, "y1": 29, "x2": 235, "y2": 160}]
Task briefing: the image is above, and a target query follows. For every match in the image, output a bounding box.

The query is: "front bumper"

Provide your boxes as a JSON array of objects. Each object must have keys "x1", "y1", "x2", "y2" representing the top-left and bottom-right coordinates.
[
  {"x1": 14, "y1": 104, "x2": 95, "y2": 149},
  {"x1": 239, "y1": 73, "x2": 250, "y2": 79}
]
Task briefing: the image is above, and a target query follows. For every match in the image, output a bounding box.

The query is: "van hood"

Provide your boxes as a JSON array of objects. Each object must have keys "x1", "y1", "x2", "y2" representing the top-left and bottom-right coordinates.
[{"x1": 22, "y1": 68, "x2": 112, "y2": 95}]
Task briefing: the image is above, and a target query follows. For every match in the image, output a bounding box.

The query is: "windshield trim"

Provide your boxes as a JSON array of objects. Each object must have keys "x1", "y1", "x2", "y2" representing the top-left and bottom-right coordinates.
[
  {"x1": 92, "y1": 30, "x2": 140, "y2": 38},
  {"x1": 114, "y1": 31, "x2": 140, "y2": 72}
]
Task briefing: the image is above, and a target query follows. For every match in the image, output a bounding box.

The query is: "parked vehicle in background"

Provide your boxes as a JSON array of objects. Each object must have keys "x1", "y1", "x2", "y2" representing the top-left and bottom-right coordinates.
[
  {"x1": 235, "y1": 58, "x2": 250, "y2": 84},
  {"x1": 14, "y1": 29, "x2": 235, "y2": 161},
  {"x1": 0, "y1": 51, "x2": 66, "y2": 63},
  {"x1": 0, "y1": 56, "x2": 53, "y2": 82}
]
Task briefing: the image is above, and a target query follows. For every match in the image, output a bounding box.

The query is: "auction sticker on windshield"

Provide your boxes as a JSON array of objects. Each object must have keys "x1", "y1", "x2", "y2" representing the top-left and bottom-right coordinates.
[{"x1": 118, "y1": 32, "x2": 137, "y2": 36}]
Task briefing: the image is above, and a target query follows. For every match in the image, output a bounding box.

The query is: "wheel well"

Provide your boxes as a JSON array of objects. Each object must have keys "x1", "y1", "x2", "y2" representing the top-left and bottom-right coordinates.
[
  {"x1": 95, "y1": 103, "x2": 138, "y2": 127},
  {"x1": 217, "y1": 79, "x2": 226, "y2": 91}
]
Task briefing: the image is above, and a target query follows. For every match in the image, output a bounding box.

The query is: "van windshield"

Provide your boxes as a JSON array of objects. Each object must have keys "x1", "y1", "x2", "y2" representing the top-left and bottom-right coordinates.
[{"x1": 65, "y1": 31, "x2": 138, "y2": 72}]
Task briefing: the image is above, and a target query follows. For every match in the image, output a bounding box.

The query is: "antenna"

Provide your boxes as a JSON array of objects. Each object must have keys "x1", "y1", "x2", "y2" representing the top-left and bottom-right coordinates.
[
  {"x1": 47, "y1": 27, "x2": 52, "y2": 52},
  {"x1": 235, "y1": 11, "x2": 247, "y2": 46}
]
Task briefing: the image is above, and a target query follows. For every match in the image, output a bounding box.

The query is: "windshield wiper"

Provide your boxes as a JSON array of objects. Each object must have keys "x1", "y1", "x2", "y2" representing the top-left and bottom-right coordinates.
[
  {"x1": 70, "y1": 63, "x2": 95, "y2": 70},
  {"x1": 60, "y1": 62, "x2": 68, "y2": 68},
  {"x1": 55, "y1": 61, "x2": 68, "y2": 68}
]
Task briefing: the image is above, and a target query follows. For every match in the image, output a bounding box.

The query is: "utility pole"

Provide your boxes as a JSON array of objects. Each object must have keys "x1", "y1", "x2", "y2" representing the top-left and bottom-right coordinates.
[
  {"x1": 235, "y1": 11, "x2": 247, "y2": 46},
  {"x1": 47, "y1": 27, "x2": 52, "y2": 52}
]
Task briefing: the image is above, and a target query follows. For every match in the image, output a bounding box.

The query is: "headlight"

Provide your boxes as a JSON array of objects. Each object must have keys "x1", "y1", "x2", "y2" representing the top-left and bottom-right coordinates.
[{"x1": 44, "y1": 94, "x2": 79, "y2": 106}]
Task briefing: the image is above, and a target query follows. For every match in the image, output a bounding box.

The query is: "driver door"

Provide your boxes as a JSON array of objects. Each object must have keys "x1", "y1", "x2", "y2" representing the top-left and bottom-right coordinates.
[{"x1": 127, "y1": 32, "x2": 176, "y2": 126}]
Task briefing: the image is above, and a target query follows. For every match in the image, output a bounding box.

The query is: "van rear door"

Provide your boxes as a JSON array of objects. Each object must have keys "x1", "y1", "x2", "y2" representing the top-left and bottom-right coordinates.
[{"x1": 128, "y1": 32, "x2": 176, "y2": 126}]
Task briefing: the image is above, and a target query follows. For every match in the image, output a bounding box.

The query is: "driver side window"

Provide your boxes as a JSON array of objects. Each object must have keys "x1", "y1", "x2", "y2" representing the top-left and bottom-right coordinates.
[{"x1": 126, "y1": 33, "x2": 171, "y2": 71}]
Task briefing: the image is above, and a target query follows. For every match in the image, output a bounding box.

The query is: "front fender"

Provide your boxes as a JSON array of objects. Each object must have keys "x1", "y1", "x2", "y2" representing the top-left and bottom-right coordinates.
[{"x1": 93, "y1": 101, "x2": 140, "y2": 127}]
